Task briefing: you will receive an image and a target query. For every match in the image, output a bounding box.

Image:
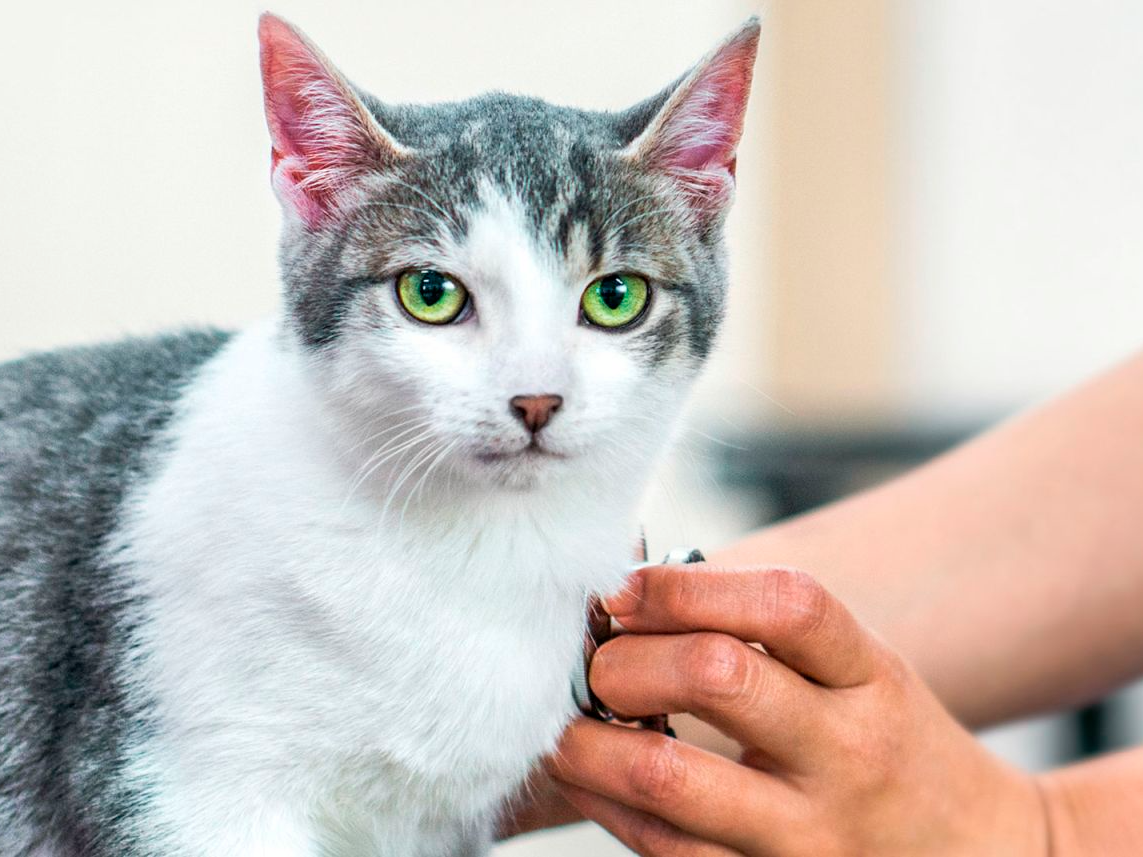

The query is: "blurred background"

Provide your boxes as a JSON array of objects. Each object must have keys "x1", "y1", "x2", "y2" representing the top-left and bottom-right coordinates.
[{"x1": 2, "y1": 1, "x2": 1142, "y2": 853}]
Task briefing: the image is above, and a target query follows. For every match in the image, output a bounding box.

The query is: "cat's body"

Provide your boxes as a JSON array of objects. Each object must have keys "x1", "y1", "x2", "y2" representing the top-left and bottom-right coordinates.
[{"x1": 0, "y1": 14, "x2": 757, "y2": 856}]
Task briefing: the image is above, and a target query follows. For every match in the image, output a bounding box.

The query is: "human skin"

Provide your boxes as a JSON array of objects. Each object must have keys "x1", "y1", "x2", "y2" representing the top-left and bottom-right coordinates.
[
  {"x1": 517, "y1": 351, "x2": 1143, "y2": 853},
  {"x1": 548, "y1": 565, "x2": 1048, "y2": 855}
]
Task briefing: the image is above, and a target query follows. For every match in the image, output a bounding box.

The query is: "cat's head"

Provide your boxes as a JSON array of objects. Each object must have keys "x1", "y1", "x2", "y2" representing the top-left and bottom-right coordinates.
[{"x1": 258, "y1": 14, "x2": 758, "y2": 496}]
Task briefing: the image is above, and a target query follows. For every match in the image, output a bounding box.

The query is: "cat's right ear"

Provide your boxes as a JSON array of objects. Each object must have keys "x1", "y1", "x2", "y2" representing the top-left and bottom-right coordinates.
[{"x1": 259, "y1": 14, "x2": 407, "y2": 229}]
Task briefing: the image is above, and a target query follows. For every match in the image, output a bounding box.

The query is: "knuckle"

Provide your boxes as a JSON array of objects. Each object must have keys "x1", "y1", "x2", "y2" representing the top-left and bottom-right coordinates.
[
  {"x1": 765, "y1": 567, "x2": 831, "y2": 641},
  {"x1": 628, "y1": 735, "x2": 688, "y2": 804},
  {"x1": 683, "y1": 633, "x2": 753, "y2": 708}
]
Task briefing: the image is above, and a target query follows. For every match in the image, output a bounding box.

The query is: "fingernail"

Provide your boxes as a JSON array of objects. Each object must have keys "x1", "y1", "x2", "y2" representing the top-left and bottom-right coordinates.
[{"x1": 604, "y1": 572, "x2": 644, "y2": 618}]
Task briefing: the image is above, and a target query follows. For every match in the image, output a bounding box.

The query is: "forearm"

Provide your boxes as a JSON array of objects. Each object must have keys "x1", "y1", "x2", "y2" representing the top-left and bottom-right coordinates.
[
  {"x1": 713, "y1": 351, "x2": 1143, "y2": 727},
  {"x1": 1040, "y1": 747, "x2": 1143, "y2": 855}
]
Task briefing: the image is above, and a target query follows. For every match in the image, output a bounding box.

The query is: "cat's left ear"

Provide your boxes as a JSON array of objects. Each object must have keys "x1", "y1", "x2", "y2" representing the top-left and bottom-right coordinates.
[{"x1": 622, "y1": 18, "x2": 760, "y2": 211}]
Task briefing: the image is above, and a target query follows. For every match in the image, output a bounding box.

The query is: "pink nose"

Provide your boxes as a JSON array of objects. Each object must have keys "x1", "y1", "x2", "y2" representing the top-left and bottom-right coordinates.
[{"x1": 510, "y1": 394, "x2": 563, "y2": 433}]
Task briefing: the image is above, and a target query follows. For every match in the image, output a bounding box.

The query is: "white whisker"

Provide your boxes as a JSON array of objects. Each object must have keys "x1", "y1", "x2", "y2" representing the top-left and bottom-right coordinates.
[
  {"x1": 397, "y1": 439, "x2": 460, "y2": 536},
  {"x1": 339, "y1": 423, "x2": 437, "y2": 512}
]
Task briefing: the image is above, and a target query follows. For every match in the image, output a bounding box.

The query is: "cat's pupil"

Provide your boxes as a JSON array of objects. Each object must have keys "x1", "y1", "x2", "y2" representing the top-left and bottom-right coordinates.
[
  {"x1": 599, "y1": 277, "x2": 627, "y2": 310},
  {"x1": 418, "y1": 272, "x2": 446, "y2": 306}
]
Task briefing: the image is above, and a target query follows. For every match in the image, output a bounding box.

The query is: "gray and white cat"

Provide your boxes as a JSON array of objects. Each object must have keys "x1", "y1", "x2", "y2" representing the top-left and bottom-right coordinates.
[{"x1": 0, "y1": 13, "x2": 758, "y2": 856}]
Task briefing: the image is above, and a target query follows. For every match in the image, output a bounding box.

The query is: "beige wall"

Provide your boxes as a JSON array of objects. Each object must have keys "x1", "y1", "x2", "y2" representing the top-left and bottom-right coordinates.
[{"x1": 766, "y1": 0, "x2": 894, "y2": 421}]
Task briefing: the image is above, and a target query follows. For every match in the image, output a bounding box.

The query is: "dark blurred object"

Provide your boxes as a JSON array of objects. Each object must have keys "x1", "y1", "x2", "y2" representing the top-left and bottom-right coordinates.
[
  {"x1": 716, "y1": 425, "x2": 1112, "y2": 762},
  {"x1": 717, "y1": 425, "x2": 973, "y2": 518}
]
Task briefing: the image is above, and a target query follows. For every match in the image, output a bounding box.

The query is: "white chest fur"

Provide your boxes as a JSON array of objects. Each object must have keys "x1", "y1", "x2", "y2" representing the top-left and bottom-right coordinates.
[{"x1": 109, "y1": 322, "x2": 642, "y2": 855}]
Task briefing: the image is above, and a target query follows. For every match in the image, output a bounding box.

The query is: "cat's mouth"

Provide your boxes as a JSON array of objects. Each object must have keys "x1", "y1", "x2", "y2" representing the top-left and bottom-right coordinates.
[{"x1": 474, "y1": 439, "x2": 567, "y2": 464}]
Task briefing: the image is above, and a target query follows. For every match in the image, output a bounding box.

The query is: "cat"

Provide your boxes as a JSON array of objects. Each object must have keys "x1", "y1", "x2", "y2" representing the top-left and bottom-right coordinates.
[{"x1": 0, "y1": 12, "x2": 758, "y2": 856}]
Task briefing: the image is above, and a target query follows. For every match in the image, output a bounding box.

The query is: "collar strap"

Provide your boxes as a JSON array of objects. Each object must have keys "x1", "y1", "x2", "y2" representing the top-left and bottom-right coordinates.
[{"x1": 571, "y1": 546, "x2": 706, "y2": 737}]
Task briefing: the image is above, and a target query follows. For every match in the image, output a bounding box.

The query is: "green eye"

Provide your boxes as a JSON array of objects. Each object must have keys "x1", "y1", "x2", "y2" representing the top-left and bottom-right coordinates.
[
  {"x1": 580, "y1": 274, "x2": 650, "y2": 329},
  {"x1": 396, "y1": 269, "x2": 468, "y2": 324}
]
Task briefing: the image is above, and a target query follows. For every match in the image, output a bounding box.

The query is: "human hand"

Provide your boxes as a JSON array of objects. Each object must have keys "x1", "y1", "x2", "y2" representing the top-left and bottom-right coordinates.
[{"x1": 546, "y1": 565, "x2": 1050, "y2": 856}]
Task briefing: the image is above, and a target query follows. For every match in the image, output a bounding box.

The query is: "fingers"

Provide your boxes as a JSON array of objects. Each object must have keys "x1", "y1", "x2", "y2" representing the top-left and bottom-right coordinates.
[
  {"x1": 607, "y1": 565, "x2": 881, "y2": 688},
  {"x1": 548, "y1": 718, "x2": 789, "y2": 854},
  {"x1": 590, "y1": 632, "x2": 832, "y2": 769},
  {"x1": 556, "y1": 781, "x2": 748, "y2": 857}
]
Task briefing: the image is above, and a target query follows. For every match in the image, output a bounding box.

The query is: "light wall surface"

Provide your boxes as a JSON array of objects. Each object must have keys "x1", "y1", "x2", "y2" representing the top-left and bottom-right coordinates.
[{"x1": 898, "y1": 0, "x2": 1143, "y2": 418}]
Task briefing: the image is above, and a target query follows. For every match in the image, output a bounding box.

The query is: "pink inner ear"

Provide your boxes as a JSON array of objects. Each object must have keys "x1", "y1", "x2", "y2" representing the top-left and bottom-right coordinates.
[
  {"x1": 259, "y1": 14, "x2": 382, "y2": 227},
  {"x1": 641, "y1": 26, "x2": 758, "y2": 201},
  {"x1": 667, "y1": 66, "x2": 752, "y2": 172}
]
